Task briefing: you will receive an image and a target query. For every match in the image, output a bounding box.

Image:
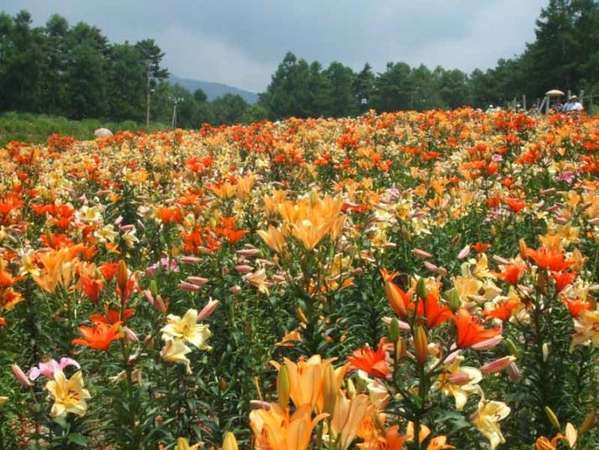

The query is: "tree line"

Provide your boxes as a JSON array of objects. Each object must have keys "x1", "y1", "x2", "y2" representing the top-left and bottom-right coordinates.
[
  {"x1": 0, "y1": 10, "x2": 265, "y2": 127},
  {"x1": 1, "y1": 0, "x2": 598, "y2": 128},
  {"x1": 260, "y1": 0, "x2": 599, "y2": 118}
]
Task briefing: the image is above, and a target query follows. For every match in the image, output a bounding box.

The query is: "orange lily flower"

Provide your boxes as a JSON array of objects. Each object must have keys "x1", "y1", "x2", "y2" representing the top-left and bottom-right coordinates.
[
  {"x1": 415, "y1": 293, "x2": 454, "y2": 328},
  {"x1": 550, "y1": 271, "x2": 576, "y2": 293},
  {"x1": 79, "y1": 275, "x2": 104, "y2": 304},
  {"x1": 348, "y1": 341, "x2": 391, "y2": 379},
  {"x1": 562, "y1": 298, "x2": 591, "y2": 318},
  {"x1": 380, "y1": 269, "x2": 410, "y2": 318},
  {"x1": 250, "y1": 403, "x2": 326, "y2": 450},
  {"x1": 525, "y1": 247, "x2": 572, "y2": 272},
  {"x1": 98, "y1": 262, "x2": 120, "y2": 281},
  {"x1": 454, "y1": 309, "x2": 501, "y2": 349},
  {"x1": 89, "y1": 308, "x2": 134, "y2": 325},
  {"x1": 72, "y1": 321, "x2": 122, "y2": 351},
  {"x1": 484, "y1": 298, "x2": 520, "y2": 321},
  {"x1": 496, "y1": 263, "x2": 526, "y2": 285}
]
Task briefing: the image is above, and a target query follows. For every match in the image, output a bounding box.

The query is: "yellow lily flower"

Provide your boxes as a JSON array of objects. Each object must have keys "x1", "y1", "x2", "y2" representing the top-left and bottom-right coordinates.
[
  {"x1": 470, "y1": 398, "x2": 510, "y2": 450},
  {"x1": 570, "y1": 310, "x2": 599, "y2": 349},
  {"x1": 33, "y1": 248, "x2": 78, "y2": 293},
  {"x1": 161, "y1": 309, "x2": 212, "y2": 350},
  {"x1": 331, "y1": 393, "x2": 372, "y2": 450},
  {"x1": 45, "y1": 370, "x2": 91, "y2": 418},
  {"x1": 257, "y1": 225, "x2": 287, "y2": 254},
  {"x1": 160, "y1": 338, "x2": 192, "y2": 374},
  {"x1": 175, "y1": 437, "x2": 200, "y2": 450},
  {"x1": 434, "y1": 356, "x2": 482, "y2": 411}
]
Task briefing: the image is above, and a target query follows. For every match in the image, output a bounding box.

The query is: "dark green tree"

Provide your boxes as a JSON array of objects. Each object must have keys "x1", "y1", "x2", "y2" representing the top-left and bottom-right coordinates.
[
  {"x1": 322, "y1": 61, "x2": 356, "y2": 117},
  {"x1": 354, "y1": 63, "x2": 375, "y2": 113}
]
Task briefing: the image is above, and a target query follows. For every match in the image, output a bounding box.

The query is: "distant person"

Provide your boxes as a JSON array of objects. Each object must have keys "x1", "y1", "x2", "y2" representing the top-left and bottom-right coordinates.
[
  {"x1": 553, "y1": 99, "x2": 564, "y2": 112},
  {"x1": 567, "y1": 95, "x2": 583, "y2": 113}
]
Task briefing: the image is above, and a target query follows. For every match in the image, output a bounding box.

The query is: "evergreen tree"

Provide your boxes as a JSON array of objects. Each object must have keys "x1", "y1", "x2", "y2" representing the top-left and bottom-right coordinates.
[
  {"x1": 354, "y1": 63, "x2": 375, "y2": 113},
  {"x1": 322, "y1": 61, "x2": 356, "y2": 117}
]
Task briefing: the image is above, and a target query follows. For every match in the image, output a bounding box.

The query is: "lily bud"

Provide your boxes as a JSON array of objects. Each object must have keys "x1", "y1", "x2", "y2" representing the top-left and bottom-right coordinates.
[
  {"x1": 444, "y1": 288, "x2": 461, "y2": 312},
  {"x1": 448, "y1": 371, "x2": 472, "y2": 385},
  {"x1": 414, "y1": 325, "x2": 428, "y2": 365},
  {"x1": 457, "y1": 245, "x2": 471, "y2": 260},
  {"x1": 222, "y1": 432, "x2": 239, "y2": 450},
  {"x1": 143, "y1": 289, "x2": 155, "y2": 306},
  {"x1": 423, "y1": 261, "x2": 440, "y2": 274},
  {"x1": 235, "y1": 264, "x2": 253, "y2": 274},
  {"x1": 123, "y1": 326, "x2": 139, "y2": 343},
  {"x1": 492, "y1": 255, "x2": 510, "y2": 265},
  {"x1": 384, "y1": 279, "x2": 409, "y2": 318},
  {"x1": 11, "y1": 364, "x2": 32, "y2": 387},
  {"x1": 504, "y1": 337, "x2": 520, "y2": 356},
  {"x1": 149, "y1": 279, "x2": 158, "y2": 296},
  {"x1": 179, "y1": 281, "x2": 201, "y2": 292},
  {"x1": 116, "y1": 260, "x2": 129, "y2": 292},
  {"x1": 579, "y1": 410, "x2": 596, "y2": 434},
  {"x1": 542, "y1": 342, "x2": 550, "y2": 362},
  {"x1": 540, "y1": 188, "x2": 556, "y2": 196},
  {"x1": 416, "y1": 278, "x2": 427, "y2": 300},
  {"x1": 180, "y1": 255, "x2": 201, "y2": 264},
  {"x1": 544, "y1": 406, "x2": 561, "y2": 431},
  {"x1": 236, "y1": 248, "x2": 260, "y2": 257},
  {"x1": 154, "y1": 295, "x2": 168, "y2": 313},
  {"x1": 197, "y1": 299, "x2": 220, "y2": 321},
  {"x1": 322, "y1": 363, "x2": 337, "y2": 416},
  {"x1": 388, "y1": 318, "x2": 400, "y2": 342},
  {"x1": 277, "y1": 365, "x2": 290, "y2": 409},
  {"x1": 186, "y1": 276, "x2": 209, "y2": 287},
  {"x1": 471, "y1": 335, "x2": 503, "y2": 351},
  {"x1": 412, "y1": 248, "x2": 433, "y2": 259},
  {"x1": 481, "y1": 356, "x2": 515, "y2": 375},
  {"x1": 506, "y1": 362, "x2": 521, "y2": 382},
  {"x1": 296, "y1": 307, "x2": 308, "y2": 324},
  {"x1": 518, "y1": 238, "x2": 528, "y2": 259},
  {"x1": 346, "y1": 378, "x2": 357, "y2": 398}
]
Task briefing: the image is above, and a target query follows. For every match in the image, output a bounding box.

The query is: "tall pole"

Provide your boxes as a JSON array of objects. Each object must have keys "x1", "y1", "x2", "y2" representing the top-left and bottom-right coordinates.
[{"x1": 145, "y1": 64, "x2": 151, "y2": 127}]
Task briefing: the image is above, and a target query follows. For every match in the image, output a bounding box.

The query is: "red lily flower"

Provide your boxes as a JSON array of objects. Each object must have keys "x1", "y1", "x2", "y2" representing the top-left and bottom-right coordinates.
[
  {"x1": 525, "y1": 247, "x2": 572, "y2": 272},
  {"x1": 415, "y1": 293, "x2": 454, "y2": 328},
  {"x1": 454, "y1": 309, "x2": 501, "y2": 349},
  {"x1": 551, "y1": 271, "x2": 576, "y2": 293},
  {"x1": 348, "y1": 341, "x2": 391, "y2": 378},
  {"x1": 72, "y1": 321, "x2": 122, "y2": 351},
  {"x1": 496, "y1": 263, "x2": 526, "y2": 285}
]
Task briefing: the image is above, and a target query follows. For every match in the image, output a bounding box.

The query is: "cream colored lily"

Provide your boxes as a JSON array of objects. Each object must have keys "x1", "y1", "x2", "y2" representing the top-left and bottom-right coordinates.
[
  {"x1": 434, "y1": 356, "x2": 482, "y2": 410},
  {"x1": 45, "y1": 370, "x2": 91, "y2": 418},
  {"x1": 330, "y1": 393, "x2": 372, "y2": 450},
  {"x1": 161, "y1": 309, "x2": 212, "y2": 350},
  {"x1": 160, "y1": 338, "x2": 192, "y2": 374},
  {"x1": 470, "y1": 398, "x2": 511, "y2": 450}
]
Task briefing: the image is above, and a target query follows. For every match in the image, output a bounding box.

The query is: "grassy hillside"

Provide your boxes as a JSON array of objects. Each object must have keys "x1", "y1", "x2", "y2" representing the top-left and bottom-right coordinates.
[{"x1": 0, "y1": 112, "x2": 167, "y2": 147}]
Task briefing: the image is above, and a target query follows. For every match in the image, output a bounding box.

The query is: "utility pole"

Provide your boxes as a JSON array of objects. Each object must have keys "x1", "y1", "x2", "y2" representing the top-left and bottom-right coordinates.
[
  {"x1": 145, "y1": 63, "x2": 151, "y2": 127},
  {"x1": 170, "y1": 96, "x2": 183, "y2": 128}
]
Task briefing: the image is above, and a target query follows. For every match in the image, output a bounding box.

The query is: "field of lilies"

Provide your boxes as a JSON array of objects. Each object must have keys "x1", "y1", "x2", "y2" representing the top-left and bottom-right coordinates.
[{"x1": 0, "y1": 108, "x2": 597, "y2": 449}]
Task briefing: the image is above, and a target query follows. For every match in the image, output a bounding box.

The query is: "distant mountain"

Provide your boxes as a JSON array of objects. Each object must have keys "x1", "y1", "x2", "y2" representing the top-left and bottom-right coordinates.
[{"x1": 170, "y1": 75, "x2": 259, "y2": 104}]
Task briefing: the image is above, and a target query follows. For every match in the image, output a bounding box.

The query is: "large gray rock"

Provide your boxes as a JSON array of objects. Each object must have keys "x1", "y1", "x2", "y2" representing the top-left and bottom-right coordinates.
[{"x1": 94, "y1": 128, "x2": 113, "y2": 138}]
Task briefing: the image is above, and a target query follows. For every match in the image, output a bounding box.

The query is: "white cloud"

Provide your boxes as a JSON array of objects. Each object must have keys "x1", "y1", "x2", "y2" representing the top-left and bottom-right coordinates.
[{"x1": 156, "y1": 27, "x2": 275, "y2": 92}]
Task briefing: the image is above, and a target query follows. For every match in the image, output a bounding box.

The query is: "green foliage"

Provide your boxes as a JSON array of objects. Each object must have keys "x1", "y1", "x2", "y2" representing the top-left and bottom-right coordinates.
[{"x1": 0, "y1": 111, "x2": 166, "y2": 147}]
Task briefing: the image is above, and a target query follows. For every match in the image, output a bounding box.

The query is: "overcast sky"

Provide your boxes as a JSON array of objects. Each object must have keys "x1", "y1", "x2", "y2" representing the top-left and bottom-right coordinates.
[{"x1": 1, "y1": 0, "x2": 548, "y2": 92}]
